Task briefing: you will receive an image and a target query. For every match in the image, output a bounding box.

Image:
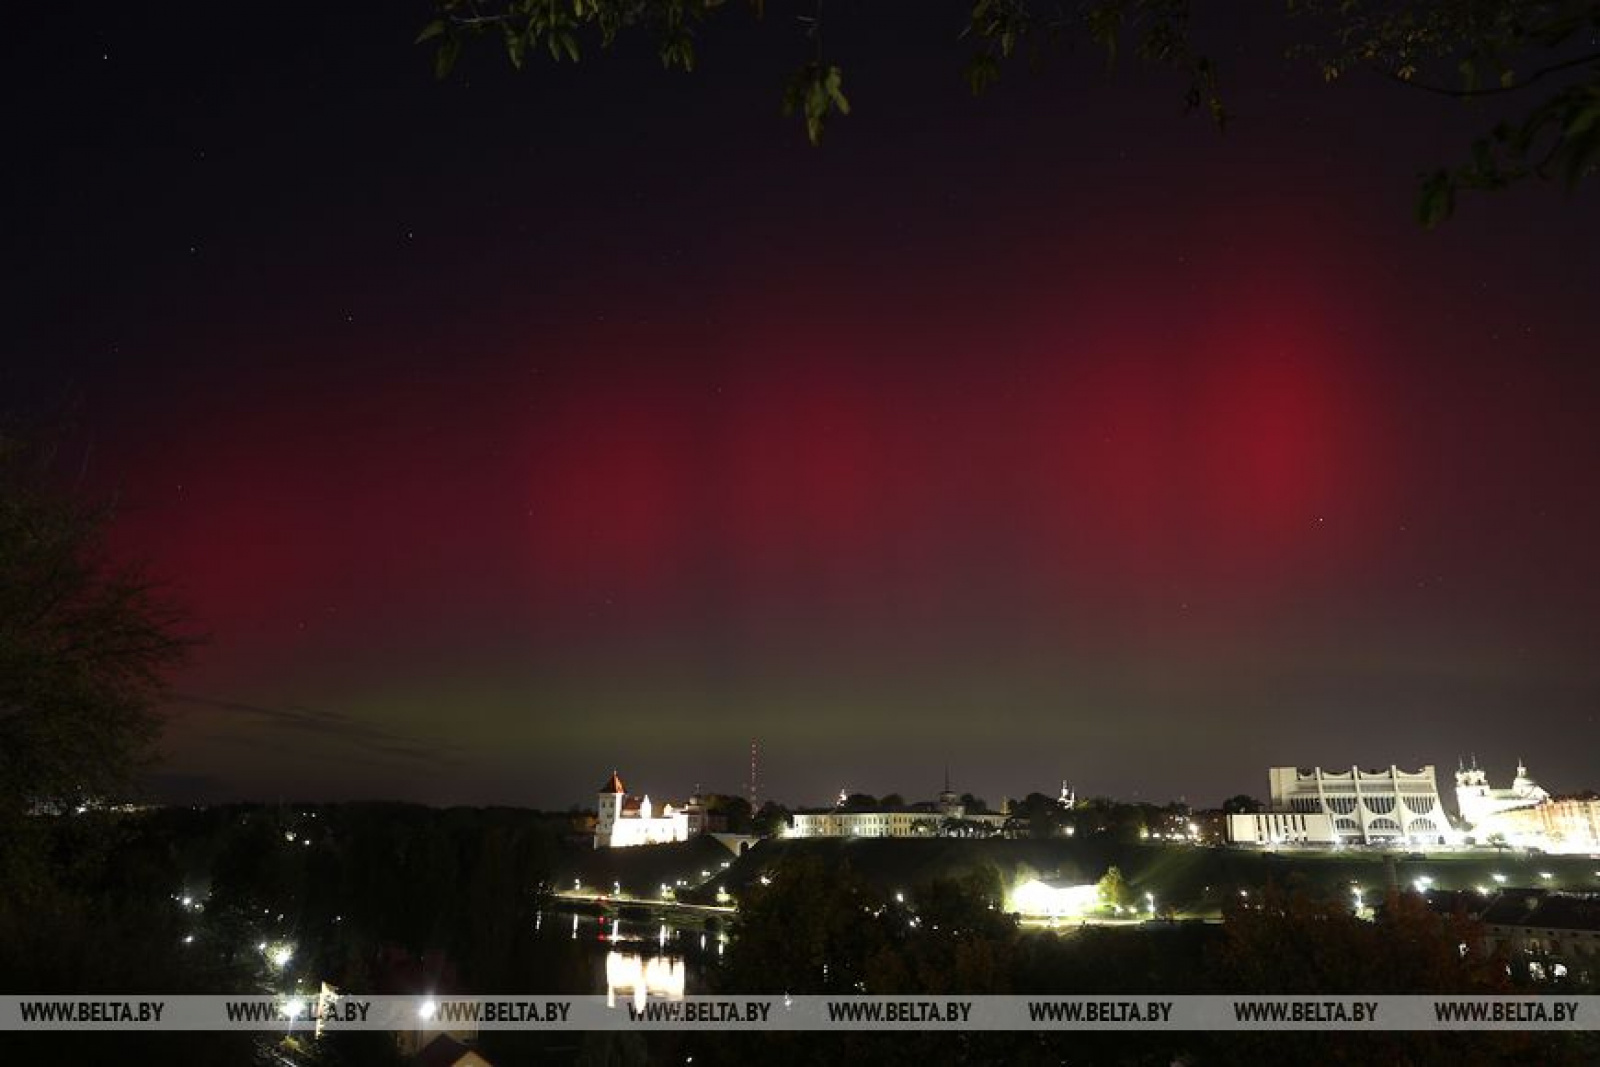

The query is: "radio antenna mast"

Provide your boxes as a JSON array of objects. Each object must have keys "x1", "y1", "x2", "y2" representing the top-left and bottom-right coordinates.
[{"x1": 748, "y1": 738, "x2": 759, "y2": 810}]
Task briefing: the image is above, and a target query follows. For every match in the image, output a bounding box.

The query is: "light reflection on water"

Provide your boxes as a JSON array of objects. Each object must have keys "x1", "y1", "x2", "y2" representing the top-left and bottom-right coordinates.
[
  {"x1": 551, "y1": 910, "x2": 721, "y2": 1000},
  {"x1": 605, "y1": 951, "x2": 686, "y2": 1009}
]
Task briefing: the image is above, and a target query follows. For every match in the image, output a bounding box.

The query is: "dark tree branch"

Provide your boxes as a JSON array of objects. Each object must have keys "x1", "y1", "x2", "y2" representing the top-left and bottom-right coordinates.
[{"x1": 1373, "y1": 50, "x2": 1600, "y2": 98}]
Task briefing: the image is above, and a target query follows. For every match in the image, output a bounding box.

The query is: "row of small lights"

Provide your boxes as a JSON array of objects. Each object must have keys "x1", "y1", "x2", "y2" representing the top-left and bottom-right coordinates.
[
  {"x1": 571, "y1": 859, "x2": 1600, "y2": 927},
  {"x1": 571, "y1": 859, "x2": 735, "y2": 901},
  {"x1": 1353, "y1": 867, "x2": 1595, "y2": 904}
]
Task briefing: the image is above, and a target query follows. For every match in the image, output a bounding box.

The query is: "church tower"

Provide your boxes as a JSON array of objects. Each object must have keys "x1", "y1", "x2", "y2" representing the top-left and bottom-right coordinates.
[
  {"x1": 595, "y1": 770, "x2": 626, "y2": 849},
  {"x1": 938, "y1": 766, "x2": 964, "y2": 819}
]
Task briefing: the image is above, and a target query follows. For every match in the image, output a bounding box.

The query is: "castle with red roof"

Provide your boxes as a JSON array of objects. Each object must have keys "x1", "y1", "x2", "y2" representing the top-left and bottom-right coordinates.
[{"x1": 594, "y1": 770, "x2": 704, "y2": 849}]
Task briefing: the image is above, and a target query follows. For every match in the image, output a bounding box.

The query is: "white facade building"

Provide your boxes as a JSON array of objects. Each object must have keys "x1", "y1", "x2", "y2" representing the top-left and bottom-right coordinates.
[
  {"x1": 1228, "y1": 764, "x2": 1452, "y2": 847},
  {"x1": 1484, "y1": 796, "x2": 1600, "y2": 853},
  {"x1": 1455, "y1": 760, "x2": 1551, "y2": 832},
  {"x1": 1456, "y1": 760, "x2": 1600, "y2": 853},
  {"x1": 789, "y1": 808, "x2": 955, "y2": 838},
  {"x1": 1225, "y1": 811, "x2": 1338, "y2": 847},
  {"x1": 788, "y1": 783, "x2": 1006, "y2": 839},
  {"x1": 1268, "y1": 765, "x2": 1451, "y2": 844},
  {"x1": 593, "y1": 771, "x2": 701, "y2": 849}
]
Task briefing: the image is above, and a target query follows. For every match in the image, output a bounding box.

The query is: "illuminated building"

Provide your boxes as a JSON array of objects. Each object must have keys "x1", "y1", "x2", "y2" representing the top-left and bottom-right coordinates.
[
  {"x1": 1227, "y1": 765, "x2": 1451, "y2": 846},
  {"x1": 1471, "y1": 794, "x2": 1600, "y2": 853},
  {"x1": 1455, "y1": 759, "x2": 1550, "y2": 827},
  {"x1": 593, "y1": 771, "x2": 704, "y2": 849},
  {"x1": 1224, "y1": 810, "x2": 1338, "y2": 846},
  {"x1": 1455, "y1": 759, "x2": 1550, "y2": 837},
  {"x1": 1451, "y1": 759, "x2": 1600, "y2": 852},
  {"x1": 787, "y1": 779, "x2": 1007, "y2": 838},
  {"x1": 1009, "y1": 878, "x2": 1101, "y2": 918}
]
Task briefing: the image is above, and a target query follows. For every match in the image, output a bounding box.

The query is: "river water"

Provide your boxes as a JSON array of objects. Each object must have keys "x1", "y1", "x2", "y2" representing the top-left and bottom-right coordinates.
[{"x1": 538, "y1": 908, "x2": 722, "y2": 1002}]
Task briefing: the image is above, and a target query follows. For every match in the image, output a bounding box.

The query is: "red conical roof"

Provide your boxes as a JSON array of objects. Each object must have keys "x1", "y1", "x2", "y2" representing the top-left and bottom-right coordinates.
[{"x1": 600, "y1": 770, "x2": 625, "y2": 794}]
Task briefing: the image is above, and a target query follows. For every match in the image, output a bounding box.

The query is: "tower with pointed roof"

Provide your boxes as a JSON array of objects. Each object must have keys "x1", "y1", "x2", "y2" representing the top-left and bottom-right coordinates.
[
  {"x1": 1454, "y1": 759, "x2": 1549, "y2": 833},
  {"x1": 595, "y1": 771, "x2": 626, "y2": 849},
  {"x1": 592, "y1": 769, "x2": 694, "y2": 849}
]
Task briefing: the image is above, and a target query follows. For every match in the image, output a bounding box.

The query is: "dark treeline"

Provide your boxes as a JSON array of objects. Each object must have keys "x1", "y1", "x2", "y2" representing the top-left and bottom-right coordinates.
[
  {"x1": 676, "y1": 854, "x2": 1600, "y2": 1067},
  {"x1": 3, "y1": 803, "x2": 580, "y2": 992},
  {"x1": 4, "y1": 809, "x2": 1599, "y2": 1065},
  {"x1": 0, "y1": 802, "x2": 585, "y2": 1065}
]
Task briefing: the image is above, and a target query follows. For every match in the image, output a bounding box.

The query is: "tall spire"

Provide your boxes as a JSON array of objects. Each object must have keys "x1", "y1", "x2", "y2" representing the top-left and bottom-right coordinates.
[{"x1": 748, "y1": 738, "x2": 759, "y2": 809}]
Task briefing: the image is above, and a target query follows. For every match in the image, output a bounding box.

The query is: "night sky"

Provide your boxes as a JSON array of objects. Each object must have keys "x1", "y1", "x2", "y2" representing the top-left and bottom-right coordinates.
[{"x1": 7, "y1": 3, "x2": 1599, "y2": 810}]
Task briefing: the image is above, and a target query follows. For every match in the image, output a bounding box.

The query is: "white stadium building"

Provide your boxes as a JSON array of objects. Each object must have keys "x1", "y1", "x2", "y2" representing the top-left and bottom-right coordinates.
[{"x1": 1228, "y1": 765, "x2": 1453, "y2": 847}]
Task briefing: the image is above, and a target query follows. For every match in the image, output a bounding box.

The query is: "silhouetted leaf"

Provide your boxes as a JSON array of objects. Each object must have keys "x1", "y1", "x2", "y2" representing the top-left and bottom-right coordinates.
[
  {"x1": 1417, "y1": 170, "x2": 1455, "y2": 229},
  {"x1": 434, "y1": 35, "x2": 462, "y2": 80}
]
